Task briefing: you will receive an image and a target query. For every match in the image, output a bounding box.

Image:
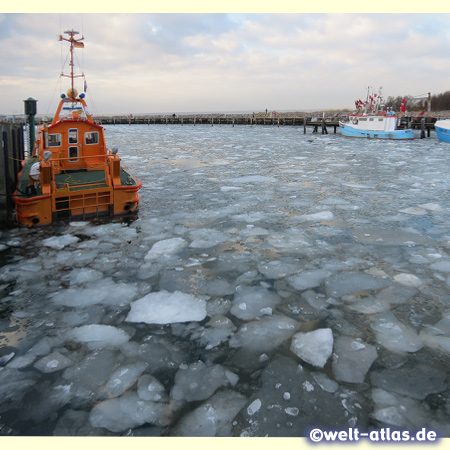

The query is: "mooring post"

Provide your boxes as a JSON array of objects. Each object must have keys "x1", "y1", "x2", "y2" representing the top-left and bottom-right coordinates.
[
  {"x1": 420, "y1": 117, "x2": 425, "y2": 139},
  {"x1": 303, "y1": 117, "x2": 307, "y2": 134}
]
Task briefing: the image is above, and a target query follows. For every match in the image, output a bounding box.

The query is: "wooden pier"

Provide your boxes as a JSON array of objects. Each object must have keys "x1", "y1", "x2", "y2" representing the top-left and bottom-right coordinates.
[{"x1": 34, "y1": 114, "x2": 437, "y2": 137}]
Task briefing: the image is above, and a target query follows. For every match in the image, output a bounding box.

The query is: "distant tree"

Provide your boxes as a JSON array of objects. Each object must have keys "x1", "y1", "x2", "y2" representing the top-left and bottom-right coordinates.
[
  {"x1": 384, "y1": 91, "x2": 450, "y2": 112},
  {"x1": 385, "y1": 96, "x2": 404, "y2": 111},
  {"x1": 431, "y1": 91, "x2": 450, "y2": 111}
]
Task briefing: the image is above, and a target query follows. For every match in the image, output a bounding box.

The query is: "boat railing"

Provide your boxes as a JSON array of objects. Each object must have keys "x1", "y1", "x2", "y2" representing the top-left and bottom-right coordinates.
[{"x1": 45, "y1": 153, "x2": 117, "y2": 162}]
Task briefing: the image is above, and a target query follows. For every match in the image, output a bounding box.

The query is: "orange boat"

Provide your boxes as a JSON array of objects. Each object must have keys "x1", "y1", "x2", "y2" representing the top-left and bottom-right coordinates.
[{"x1": 13, "y1": 30, "x2": 142, "y2": 227}]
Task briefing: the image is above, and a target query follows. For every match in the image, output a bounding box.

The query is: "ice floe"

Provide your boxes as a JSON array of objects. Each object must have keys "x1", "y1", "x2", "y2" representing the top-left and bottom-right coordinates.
[{"x1": 126, "y1": 290, "x2": 207, "y2": 324}]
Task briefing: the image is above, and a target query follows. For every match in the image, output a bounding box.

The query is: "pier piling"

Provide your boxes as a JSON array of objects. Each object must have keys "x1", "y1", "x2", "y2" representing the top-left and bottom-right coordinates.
[{"x1": 1, "y1": 122, "x2": 25, "y2": 228}]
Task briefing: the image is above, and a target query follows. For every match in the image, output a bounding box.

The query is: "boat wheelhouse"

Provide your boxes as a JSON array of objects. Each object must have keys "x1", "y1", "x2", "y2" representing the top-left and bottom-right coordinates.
[{"x1": 13, "y1": 30, "x2": 142, "y2": 227}]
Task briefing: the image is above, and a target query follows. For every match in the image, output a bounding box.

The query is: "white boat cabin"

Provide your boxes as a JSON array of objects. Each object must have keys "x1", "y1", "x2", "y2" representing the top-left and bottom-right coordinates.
[{"x1": 348, "y1": 114, "x2": 398, "y2": 132}]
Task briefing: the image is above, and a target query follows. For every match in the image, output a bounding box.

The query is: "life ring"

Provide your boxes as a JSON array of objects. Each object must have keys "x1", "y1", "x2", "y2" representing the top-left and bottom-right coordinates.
[{"x1": 352, "y1": 118, "x2": 358, "y2": 125}]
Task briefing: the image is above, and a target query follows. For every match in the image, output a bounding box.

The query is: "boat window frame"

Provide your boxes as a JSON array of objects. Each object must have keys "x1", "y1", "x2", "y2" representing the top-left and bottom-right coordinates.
[
  {"x1": 47, "y1": 133, "x2": 62, "y2": 147},
  {"x1": 68, "y1": 146, "x2": 79, "y2": 162},
  {"x1": 85, "y1": 131, "x2": 100, "y2": 145},
  {"x1": 68, "y1": 128, "x2": 78, "y2": 144}
]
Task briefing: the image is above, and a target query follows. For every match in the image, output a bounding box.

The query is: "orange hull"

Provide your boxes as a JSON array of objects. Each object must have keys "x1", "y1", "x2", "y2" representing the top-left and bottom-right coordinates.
[{"x1": 14, "y1": 178, "x2": 141, "y2": 227}]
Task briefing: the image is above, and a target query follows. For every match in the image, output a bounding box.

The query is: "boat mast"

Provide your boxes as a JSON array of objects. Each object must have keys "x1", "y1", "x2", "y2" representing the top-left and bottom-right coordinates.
[
  {"x1": 59, "y1": 29, "x2": 84, "y2": 100},
  {"x1": 365, "y1": 86, "x2": 370, "y2": 114}
]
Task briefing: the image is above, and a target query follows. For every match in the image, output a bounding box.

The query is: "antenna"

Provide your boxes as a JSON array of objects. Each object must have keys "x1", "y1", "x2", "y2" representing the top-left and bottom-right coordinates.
[{"x1": 59, "y1": 30, "x2": 85, "y2": 100}]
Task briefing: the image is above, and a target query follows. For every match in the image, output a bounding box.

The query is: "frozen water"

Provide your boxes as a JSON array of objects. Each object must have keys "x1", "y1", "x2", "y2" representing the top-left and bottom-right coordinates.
[
  {"x1": 137, "y1": 374, "x2": 168, "y2": 402},
  {"x1": 170, "y1": 360, "x2": 238, "y2": 402},
  {"x1": 236, "y1": 355, "x2": 351, "y2": 437},
  {"x1": 100, "y1": 362, "x2": 148, "y2": 399},
  {"x1": 229, "y1": 315, "x2": 299, "y2": 352},
  {"x1": 230, "y1": 285, "x2": 281, "y2": 320},
  {"x1": 3, "y1": 124, "x2": 450, "y2": 436},
  {"x1": 42, "y1": 234, "x2": 79, "y2": 249},
  {"x1": 331, "y1": 336, "x2": 378, "y2": 383},
  {"x1": 325, "y1": 272, "x2": 392, "y2": 298},
  {"x1": 311, "y1": 372, "x2": 339, "y2": 393},
  {"x1": 89, "y1": 391, "x2": 170, "y2": 432},
  {"x1": 188, "y1": 315, "x2": 236, "y2": 349},
  {"x1": 52, "y1": 278, "x2": 139, "y2": 307},
  {"x1": 188, "y1": 229, "x2": 229, "y2": 248},
  {"x1": 33, "y1": 352, "x2": 73, "y2": 373},
  {"x1": 290, "y1": 328, "x2": 333, "y2": 368},
  {"x1": 288, "y1": 269, "x2": 333, "y2": 291},
  {"x1": 171, "y1": 389, "x2": 247, "y2": 436},
  {"x1": 126, "y1": 290, "x2": 207, "y2": 324},
  {"x1": 297, "y1": 211, "x2": 334, "y2": 222},
  {"x1": 68, "y1": 324, "x2": 130, "y2": 350},
  {"x1": 370, "y1": 365, "x2": 447, "y2": 400},
  {"x1": 370, "y1": 312, "x2": 423, "y2": 353},
  {"x1": 144, "y1": 237, "x2": 187, "y2": 260},
  {"x1": 371, "y1": 388, "x2": 431, "y2": 429}
]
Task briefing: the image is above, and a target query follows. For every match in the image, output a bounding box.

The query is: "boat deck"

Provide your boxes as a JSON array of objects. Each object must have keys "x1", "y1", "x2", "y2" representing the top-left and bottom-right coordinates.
[
  {"x1": 55, "y1": 171, "x2": 108, "y2": 191},
  {"x1": 15, "y1": 158, "x2": 139, "y2": 199}
]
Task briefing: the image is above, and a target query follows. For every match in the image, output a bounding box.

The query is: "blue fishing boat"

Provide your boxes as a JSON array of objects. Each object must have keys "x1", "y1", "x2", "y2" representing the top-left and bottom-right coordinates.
[
  {"x1": 434, "y1": 120, "x2": 450, "y2": 143},
  {"x1": 339, "y1": 87, "x2": 414, "y2": 140}
]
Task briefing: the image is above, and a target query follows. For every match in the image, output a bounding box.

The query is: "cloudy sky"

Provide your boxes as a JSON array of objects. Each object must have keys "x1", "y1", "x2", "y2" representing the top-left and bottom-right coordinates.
[{"x1": 1, "y1": 11, "x2": 450, "y2": 115}]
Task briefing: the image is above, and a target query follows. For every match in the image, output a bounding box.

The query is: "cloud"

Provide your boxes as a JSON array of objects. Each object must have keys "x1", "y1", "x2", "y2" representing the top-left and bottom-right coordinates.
[{"x1": 1, "y1": 13, "x2": 450, "y2": 114}]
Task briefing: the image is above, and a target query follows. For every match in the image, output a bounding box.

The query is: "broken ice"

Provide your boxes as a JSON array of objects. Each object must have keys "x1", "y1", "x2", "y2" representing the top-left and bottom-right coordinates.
[{"x1": 2, "y1": 124, "x2": 450, "y2": 437}]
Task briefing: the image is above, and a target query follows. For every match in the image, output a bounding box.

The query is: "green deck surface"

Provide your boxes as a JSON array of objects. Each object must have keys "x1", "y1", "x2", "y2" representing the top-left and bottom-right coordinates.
[
  {"x1": 16, "y1": 159, "x2": 139, "y2": 199},
  {"x1": 55, "y1": 170, "x2": 108, "y2": 191}
]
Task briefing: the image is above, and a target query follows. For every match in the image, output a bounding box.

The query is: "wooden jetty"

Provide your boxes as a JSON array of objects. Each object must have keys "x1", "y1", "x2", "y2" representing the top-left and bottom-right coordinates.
[{"x1": 33, "y1": 113, "x2": 438, "y2": 137}]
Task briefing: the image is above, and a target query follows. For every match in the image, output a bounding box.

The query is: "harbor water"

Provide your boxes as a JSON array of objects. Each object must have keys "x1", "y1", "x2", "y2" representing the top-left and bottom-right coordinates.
[{"x1": 1, "y1": 124, "x2": 450, "y2": 436}]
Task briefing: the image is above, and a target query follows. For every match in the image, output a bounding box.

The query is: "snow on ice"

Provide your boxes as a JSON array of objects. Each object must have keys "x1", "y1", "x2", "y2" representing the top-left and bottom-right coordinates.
[
  {"x1": 290, "y1": 328, "x2": 333, "y2": 368},
  {"x1": 126, "y1": 291, "x2": 207, "y2": 324},
  {"x1": 2, "y1": 125, "x2": 450, "y2": 436}
]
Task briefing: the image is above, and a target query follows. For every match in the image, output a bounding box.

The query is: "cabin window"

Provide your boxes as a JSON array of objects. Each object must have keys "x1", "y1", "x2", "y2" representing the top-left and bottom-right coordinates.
[
  {"x1": 369, "y1": 118, "x2": 374, "y2": 121},
  {"x1": 48, "y1": 134, "x2": 62, "y2": 147},
  {"x1": 85, "y1": 131, "x2": 99, "y2": 145},
  {"x1": 359, "y1": 118, "x2": 367, "y2": 122},
  {"x1": 68, "y1": 129, "x2": 78, "y2": 144},
  {"x1": 378, "y1": 118, "x2": 384, "y2": 121},
  {"x1": 69, "y1": 146, "x2": 79, "y2": 162}
]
